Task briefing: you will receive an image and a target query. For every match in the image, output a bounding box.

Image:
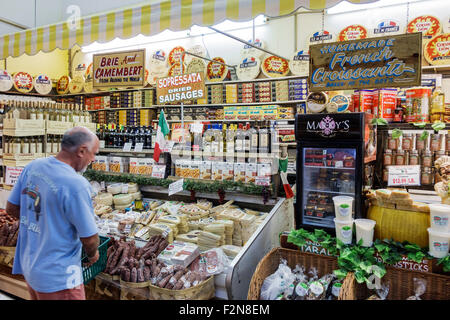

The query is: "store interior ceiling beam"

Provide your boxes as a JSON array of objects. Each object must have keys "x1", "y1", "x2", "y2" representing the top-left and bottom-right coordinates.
[
  {"x1": 208, "y1": 26, "x2": 289, "y2": 61},
  {"x1": 0, "y1": 16, "x2": 29, "y2": 30},
  {"x1": 183, "y1": 51, "x2": 236, "y2": 69}
]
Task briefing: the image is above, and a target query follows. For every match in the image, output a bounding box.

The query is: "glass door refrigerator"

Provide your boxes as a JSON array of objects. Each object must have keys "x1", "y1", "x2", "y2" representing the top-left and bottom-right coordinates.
[{"x1": 294, "y1": 112, "x2": 376, "y2": 233}]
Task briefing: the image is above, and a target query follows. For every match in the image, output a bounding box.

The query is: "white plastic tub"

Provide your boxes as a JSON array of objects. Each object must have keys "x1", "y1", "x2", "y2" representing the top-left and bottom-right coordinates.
[
  {"x1": 332, "y1": 196, "x2": 354, "y2": 221},
  {"x1": 427, "y1": 228, "x2": 450, "y2": 258},
  {"x1": 354, "y1": 219, "x2": 376, "y2": 247},
  {"x1": 334, "y1": 218, "x2": 354, "y2": 245},
  {"x1": 429, "y1": 204, "x2": 450, "y2": 233}
]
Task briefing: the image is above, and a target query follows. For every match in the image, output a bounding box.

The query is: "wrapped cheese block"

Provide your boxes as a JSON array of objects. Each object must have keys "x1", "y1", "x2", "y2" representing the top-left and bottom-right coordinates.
[
  {"x1": 115, "y1": 202, "x2": 133, "y2": 210},
  {"x1": 175, "y1": 232, "x2": 199, "y2": 244},
  {"x1": 107, "y1": 183, "x2": 123, "y2": 195},
  {"x1": 148, "y1": 223, "x2": 174, "y2": 243},
  {"x1": 33, "y1": 74, "x2": 52, "y2": 95},
  {"x1": 113, "y1": 193, "x2": 133, "y2": 205},
  {"x1": 0, "y1": 70, "x2": 13, "y2": 92},
  {"x1": 94, "y1": 192, "x2": 113, "y2": 206},
  {"x1": 129, "y1": 191, "x2": 142, "y2": 201},
  {"x1": 220, "y1": 244, "x2": 242, "y2": 259},
  {"x1": 127, "y1": 182, "x2": 139, "y2": 193}
]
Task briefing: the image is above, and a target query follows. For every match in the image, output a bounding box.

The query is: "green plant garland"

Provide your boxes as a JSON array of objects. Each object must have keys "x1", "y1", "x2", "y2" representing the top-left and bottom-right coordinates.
[{"x1": 83, "y1": 169, "x2": 268, "y2": 196}]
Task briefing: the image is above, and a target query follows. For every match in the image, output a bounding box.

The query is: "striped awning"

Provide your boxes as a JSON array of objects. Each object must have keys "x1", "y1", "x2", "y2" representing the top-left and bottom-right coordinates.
[{"x1": 0, "y1": 0, "x2": 379, "y2": 59}]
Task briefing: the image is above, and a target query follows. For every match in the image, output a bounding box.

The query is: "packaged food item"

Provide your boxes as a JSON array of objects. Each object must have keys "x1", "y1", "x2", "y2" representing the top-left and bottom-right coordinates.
[
  {"x1": 92, "y1": 156, "x2": 109, "y2": 171},
  {"x1": 367, "y1": 282, "x2": 390, "y2": 300},
  {"x1": 212, "y1": 162, "x2": 224, "y2": 181},
  {"x1": 406, "y1": 278, "x2": 427, "y2": 300},
  {"x1": 256, "y1": 163, "x2": 272, "y2": 186},
  {"x1": 223, "y1": 162, "x2": 234, "y2": 181},
  {"x1": 234, "y1": 163, "x2": 246, "y2": 182},
  {"x1": 405, "y1": 87, "x2": 432, "y2": 123},
  {"x1": 200, "y1": 161, "x2": 212, "y2": 180},
  {"x1": 245, "y1": 163, "x2": 258, "y2": 184},
  {"x1": 109, "y1": 157, "x2": 129, "y2": 173},
  {"x1": 260, "y1": 259, "x2": 296, "y2": 300},
  {"x1": 151, "y1": 165, "x2": 166, "y2": 179}
]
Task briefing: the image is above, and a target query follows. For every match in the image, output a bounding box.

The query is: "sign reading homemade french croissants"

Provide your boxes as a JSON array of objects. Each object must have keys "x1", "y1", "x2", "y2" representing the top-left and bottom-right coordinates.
[{"x1": 309, "y1": 33, "x2": 422, "y2": 92}]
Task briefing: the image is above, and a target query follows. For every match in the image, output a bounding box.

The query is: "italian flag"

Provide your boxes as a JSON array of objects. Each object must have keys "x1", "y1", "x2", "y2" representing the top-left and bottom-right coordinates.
[{"x1": 153, "y1": 110, "x2": 170, "y2": 163}]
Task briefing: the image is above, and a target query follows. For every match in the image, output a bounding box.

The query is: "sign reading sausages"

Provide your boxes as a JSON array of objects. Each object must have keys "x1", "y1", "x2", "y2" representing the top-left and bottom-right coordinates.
[
  {"x1": 93, "y1": 49, "x2": 145, "y2": 88},
  {"x1": 309, "y1": 33, "x2": 422, "y2": 92},
  {"x1": 156, "y1": 72, "x2": 205, "y2": 104}
]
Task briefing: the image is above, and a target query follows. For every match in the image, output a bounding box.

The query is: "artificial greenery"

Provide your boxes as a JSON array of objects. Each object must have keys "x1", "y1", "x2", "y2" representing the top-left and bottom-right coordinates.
[
  {"x1": 431, "y1": 122, "x2": 446, "y2": 132},
  {"x1": 412, "y1": 122, "x2": 427, "y2": 129},
  {"x1": 83, "y1": 169, "x2": 267, "y2": 196},
  {"x1": 287, "y1": 228, "x2": 338, "y2": 256},
  {"x1": 371, "y1": 118, "x2": 388, "y2": 126},
  {"x1": 437, "y1": 256, "x2": 450, "y2": 273},
  {"x1": 391, "y1": 128, "x2": 403, "y2": 139},
  {"x1": 419, "y1": 130, "x2": 429, "y2": 141},
  {"x1": 374, "y1": 239, "x2": 432, "y2": 265}
]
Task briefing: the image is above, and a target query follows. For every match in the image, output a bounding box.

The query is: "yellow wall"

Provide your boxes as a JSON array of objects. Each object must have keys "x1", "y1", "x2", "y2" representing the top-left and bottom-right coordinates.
[{"x1": 5, "y1": 49, "x2": 69, "y2": 81}]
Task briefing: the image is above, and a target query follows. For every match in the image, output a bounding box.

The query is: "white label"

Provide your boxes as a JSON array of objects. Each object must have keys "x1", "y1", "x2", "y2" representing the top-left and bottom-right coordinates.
[
  {"x1": 190, "y1": 122, "x2": 203, "y2": 134},
  {"x1": 168, "y1": 179, "x2": 184, "y2": 196},
  {"x1": 100, "y1": 181, "x2": 106, "y2": 190},
  {"x1": 309, "y1": 282, "x2": 324, "y2": 296},
  {"x1": 134, "y1": 142, "x2": 144, "y2": 152},
  {"x1": 121, "y1": 185, "x2": 129, "y2": 194},
  {"x1": 388, "y1": 165, "x2": 421, "y2": 187},
  {"x1": 162, "y1": 140, "x2": 175, "y2": 153},
  {"x1": 5, "y1": 166, "x2": 24, "y2": 185},
  {"x1": 335, "y1": 161, "x2": 344, "y2": 168},
  {"x1": 123, "y1": 142, "x2": 132, "y2": 152}
]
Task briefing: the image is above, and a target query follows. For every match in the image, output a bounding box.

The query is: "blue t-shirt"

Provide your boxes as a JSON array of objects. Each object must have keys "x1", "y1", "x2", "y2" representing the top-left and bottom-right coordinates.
[{"x1": 8, "y1": 156, "x2": 98, "y2": 293}]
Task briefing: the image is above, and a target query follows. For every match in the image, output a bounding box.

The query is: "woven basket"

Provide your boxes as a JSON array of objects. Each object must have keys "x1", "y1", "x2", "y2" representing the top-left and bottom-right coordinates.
[
  {"x1": 120, "y1": 279, "x2": 150, "y2": 300},
  {"x1": 247, "y1": 247, "x2": 343, "y2": 300},
  {"x1": 0, "y1": 246, "x2": 15, "y2": 268},
  {"x1": 95, "y1": 274, "x2": 121, "y2": 300},
  {"x1": 148, "y1": 276, "x2": 215, "y2": 300},
  {"x1": 340, "y1": 267, "x2": 450, "y2": 300}
]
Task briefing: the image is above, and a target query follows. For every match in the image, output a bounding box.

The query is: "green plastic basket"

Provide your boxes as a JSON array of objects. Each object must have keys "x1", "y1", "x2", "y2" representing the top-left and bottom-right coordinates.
[{"x1": 81, "y1": 235, "x2": 110, "y2": 284}]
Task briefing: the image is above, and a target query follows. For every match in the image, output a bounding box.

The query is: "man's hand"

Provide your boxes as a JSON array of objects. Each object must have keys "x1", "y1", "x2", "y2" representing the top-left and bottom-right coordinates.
[
  {"x1": 80, "y1": 233, "x2": 99, "y2": 267},
  {"x1": 85, "y1": 250, "x2": 99, "y2": 267}
]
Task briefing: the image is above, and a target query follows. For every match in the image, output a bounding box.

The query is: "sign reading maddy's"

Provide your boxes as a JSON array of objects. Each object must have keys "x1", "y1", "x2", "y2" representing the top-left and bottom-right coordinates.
[
  {"x1": 93, "y1": 49, "x2": 145, "y2": 88},
  {"x1": 156, "y1": 72, "x2": 205, "y2": 104},
  {"x1": 309, "y1": 33, "x2": 422, "y2": 92}
]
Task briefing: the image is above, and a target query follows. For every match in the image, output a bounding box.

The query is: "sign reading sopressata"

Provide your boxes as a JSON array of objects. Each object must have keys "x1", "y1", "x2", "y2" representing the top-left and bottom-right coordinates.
[
  {"x1": 93, "y1": 49, "x2": 145, "y2": 88},
  {"x1": 308, "y1": 33, "x2": 422, "y2": 92},
  {"x1": 156, "y1": 72, "x2": 205, "y2": 104}
]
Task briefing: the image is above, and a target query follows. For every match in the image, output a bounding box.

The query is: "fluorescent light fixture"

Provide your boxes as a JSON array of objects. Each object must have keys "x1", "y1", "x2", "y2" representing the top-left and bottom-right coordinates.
[
  {"x1": 82, "y1": 15, "x2": 266, "y2": 54},
  {"x1": 327, "y1": 0, "x2": 426, "y2": 15}
]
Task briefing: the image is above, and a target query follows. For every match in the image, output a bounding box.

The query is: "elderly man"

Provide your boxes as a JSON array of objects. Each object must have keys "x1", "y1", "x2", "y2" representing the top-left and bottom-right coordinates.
[{"x1": 6, "y1": 126, "x2": 100, "y2": 300}]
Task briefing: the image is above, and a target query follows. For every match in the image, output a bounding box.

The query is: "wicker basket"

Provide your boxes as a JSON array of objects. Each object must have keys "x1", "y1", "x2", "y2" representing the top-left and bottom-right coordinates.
[
  {"x1": 0, "y1": 246, "x2": 15, "y2": 268},
  {"x1": 120, "y1": 279, "x2": 150, "y2": 300},
  {"x1": 340, "y1": 267, "x2": 450, "y2": 300},
  {"x1": 247, "y1": 247, "x2": 342, "y2": 300},
  {"x1": 95, "y1": 273, "x2": 121, "y2": 300},
  {"x1": 148, "y1": 276, "x2": 215, "y2": 300}
]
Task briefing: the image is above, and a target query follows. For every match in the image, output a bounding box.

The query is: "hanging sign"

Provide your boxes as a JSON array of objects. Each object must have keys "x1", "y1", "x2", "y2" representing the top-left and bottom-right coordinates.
[
  {"x1": 5, "y1": 166, "x2": 24, "y2": 185},
  {"x1": 388, "y1": 165, "x2": 421, "y2": 187},
  {"x1": 156, "y1": 72, "x2": 205, "y2": 104},
  {"x1": 93, "y1": 49, "x2": 145, "y2": 88},
  {"x1": 309, "y1": 33, "x2": 422, "y2": 92}
]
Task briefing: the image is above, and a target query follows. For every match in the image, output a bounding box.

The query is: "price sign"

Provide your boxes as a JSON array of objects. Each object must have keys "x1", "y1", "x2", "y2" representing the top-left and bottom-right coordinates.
[
  {"x1": 162, "y1": 140, "x2": 175, "y2": 153},
  {"x1": 168, "y1": 179, "x2": 184, "y2": 196},
  {"x1": 388, "y1": 165, "x2": 421, "y2": 187},
  {"x1": 134, "y1": 142, "x2": 144, "y2": 152},
  {"x1": 123, "y1": 142, "x2": 132, "y2": 152},
  {"x1": 5, "y1": 166, "x2": 24, "y2": 185},
  {"x1": 190, "y1": 122, "x2": 204, "y2": 134}
]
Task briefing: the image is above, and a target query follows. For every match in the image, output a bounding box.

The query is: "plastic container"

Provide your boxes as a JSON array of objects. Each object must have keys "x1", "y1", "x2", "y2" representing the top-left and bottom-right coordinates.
[
  {"x1": 81, "y1": 235, "x2": 110, "y2": 284},
  {"x1": 427, "y1": 228, "x2": 450, "y2": 258},
  {"x1": 354, "y1": 219, "x2": 376, "y2": 247},
  {"x1": 334, "y1": 218, "x2": 354, "y2": 245},
  {"x1": 429, "y1": 204, "x2": 450, "y2": 233},
  {"x1": 332, "y1": 196, "x2": 354, "y2": 221}
]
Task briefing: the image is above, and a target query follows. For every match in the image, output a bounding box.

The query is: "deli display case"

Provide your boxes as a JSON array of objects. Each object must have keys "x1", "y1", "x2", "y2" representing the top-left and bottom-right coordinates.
[{"x1": 294, "y1": 112, "x2": 377, "y2": 232}]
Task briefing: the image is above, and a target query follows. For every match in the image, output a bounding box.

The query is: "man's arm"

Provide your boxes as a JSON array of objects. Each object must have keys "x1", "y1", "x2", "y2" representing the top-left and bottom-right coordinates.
[
  {"x1": 80, "y1": 233, "x2": 100, "y2": 264},
  {"x1": 6, "y1": 201, "x2": 20, "y2": 220}
]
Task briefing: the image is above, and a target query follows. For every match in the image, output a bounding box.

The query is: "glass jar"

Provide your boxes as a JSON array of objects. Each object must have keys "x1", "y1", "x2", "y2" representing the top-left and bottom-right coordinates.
[
  {"x1": 395, "y1": 150, "x2": 405, "y2": 165},
  {"x1": 430, "y1": 133, "x2": 441, "y2": 152},
  {"x1": 383, "y1": 149, "x2": 393, "y2": 166},
  {"x1": 422, "y1": 150, "x2": 433, "y2": 167},
  {"x1": 416, "y1": 133, "x2": 426, "y2": 151},
  {"x1": 388, "y1": 134, "x2": 398, "y2": 150},
  {"x1": 402, "y1": 133, "x2": 413, "y2": 150},
  {"x1": 421, "y1": 167, "x2": 432, "y2": 185},
  {"x1": 409, "y1": 150, "x2": 419, "y2": 165}
]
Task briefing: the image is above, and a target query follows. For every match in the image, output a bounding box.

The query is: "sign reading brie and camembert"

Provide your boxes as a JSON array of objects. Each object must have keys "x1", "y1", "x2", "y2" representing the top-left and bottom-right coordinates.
[
  {"x1": 309, "y1": 33, "x2": 422, "y2": 92},
  {"x1": 156, "y1": 72, "x2": 205, "y2": 104},
  {"x1": 93, "y1": 49, "x2": 145, "y2": 88}
]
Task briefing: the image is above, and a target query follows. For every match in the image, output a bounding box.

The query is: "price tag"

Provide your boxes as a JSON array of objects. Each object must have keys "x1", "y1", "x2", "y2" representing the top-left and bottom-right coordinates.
[
  {"x1": 190, "y1": 122, "x2": 204, "y2": 134},
  {"x1": 335, "y1": 161, "x2": 344, "y2": 168},
  {"x1": 388, "y1": 165, "x2": 421, "y2": 187},
  {"x1": 123, "y1": 142, "x2": 132, "y2": 152},
  {"x1": 134, "y1": 142, "x2": 144, "y2": 152},
  {"x1": 162, "y1": 141, "x2": 175, "y2": 153},
  {"x1": 168, "y1": 179, "x2": 184, "y2": 196},
  {"x1": 100, "y1": 181, "x2": 106, "y2": 190},
  {"x1": 5, "y1": 166, "x2": 24, "y2": 185}
]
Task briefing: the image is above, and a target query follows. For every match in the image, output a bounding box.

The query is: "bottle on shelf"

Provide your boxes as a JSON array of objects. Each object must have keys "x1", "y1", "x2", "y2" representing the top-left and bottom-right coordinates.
[
  {"x1": 29, "y1": 136, "x2": 37, "y2": 154},
  {"x1": 12, "y1": 137, "x2": 21, "y2": 154},
  {"x1": 203, "y1": 125, "x2": 213, "y2": 160},
  {"x1": 14, "y1": 101, "x2": 23, "y2": 119},
  {"x1": 36, "y1": 136, "x2": 43, "y2": 154},
  {"x1": 248, "y1": 123, "x2": 258, "y2": 163},
  {"x1": 72, "y1": 104, "x2": 80, "y2": 122},
  {"x1": 83, "y1": 105, "x2": 91, "y2": 123},
  {"x1": 431, "y1": 86, "x2": 445, "y2": 123},
  {"x1": 36, "y1": 101, "x2": 44, "y2": 120},
  {"x1": 151, "y1": 124, "x2": 157, "y2": 149},
  {"x1": 235, "y1": 123, "x2": 245, "y2": 163},
  {"x1": 225, "y1": 124, "x2": 236, "y2": 162},
  {"x1": 21, "y1": 136, "x2": 30, "y2": 154},
  {"x1": 192, "y1": 124, "x2": 203, "y2": 160},
  {"x1": 29, "y1": 101, "x2": 37, "y2": 120},
  {"x1": 259, "y1": 121, "x2": 270, "y2": 155},
  {"x1": 4, "y1": 136, "x2": 10, "y2": 154}
]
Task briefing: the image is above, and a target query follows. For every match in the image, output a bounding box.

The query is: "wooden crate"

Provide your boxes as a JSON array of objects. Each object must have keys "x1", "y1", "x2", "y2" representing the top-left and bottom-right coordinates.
[
  {"x1": 3, "y1": 119, "x2": 45, "y2": 130},
  {"x1": 73, "y1": 122, "x2": 96, "y2": 133},
  {"x1": 45, "y1": 120, "x2": 73, "y2": 135},
  {"x1": 3, "y1": 128, "x2": 45, "y2": 137}
]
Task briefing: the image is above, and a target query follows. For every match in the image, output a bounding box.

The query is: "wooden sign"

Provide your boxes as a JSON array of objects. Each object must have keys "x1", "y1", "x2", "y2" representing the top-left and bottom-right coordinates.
[
  {"x1": 309, "y1": 33, "x2": 422, "y2": 92},
  {"x1": 93, "y1": 49, "x2": 145, "y2": 88},
  {"x1": 156, "y1": 72, "x2": 205, "y2": 104}
]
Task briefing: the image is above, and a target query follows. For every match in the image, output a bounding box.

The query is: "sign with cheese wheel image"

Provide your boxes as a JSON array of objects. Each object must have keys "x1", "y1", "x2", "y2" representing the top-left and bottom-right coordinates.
[
  {"x1": 338, "y1": 25, "x2": 368, "y2": 42},
  {"x1": 407, "y1": 15, "x2": 442, "y2": 39},
  {"x1": 424, "y1": 33, "x2": 450, "y2": 65}
]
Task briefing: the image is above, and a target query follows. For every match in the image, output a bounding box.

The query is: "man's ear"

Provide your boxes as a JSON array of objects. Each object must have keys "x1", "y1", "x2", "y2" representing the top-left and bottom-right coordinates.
[{"x1": 77, "y1": 145, "x2": 88, "y2": 158}]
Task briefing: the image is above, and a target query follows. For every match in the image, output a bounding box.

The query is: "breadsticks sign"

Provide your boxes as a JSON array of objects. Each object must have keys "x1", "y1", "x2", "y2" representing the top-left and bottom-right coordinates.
[
  {"x1": 93, "y1": 49, "x2": 145, "y2": 88},
  {"x1": 309, "y1": 33, "x2": 422, "y2": 92},
  {"x1": 156, "y1": 72, "x2": 205, "y2": 104}
]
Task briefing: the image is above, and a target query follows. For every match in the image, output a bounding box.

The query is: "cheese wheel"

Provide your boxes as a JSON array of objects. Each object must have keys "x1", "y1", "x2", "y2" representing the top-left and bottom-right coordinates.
[
  {"x1": 261, "y1": 56, "x2": 290, "y2": 78},
  {"x1": 56, "y1": 75, "x2": 70, "y2": 94},
  {"x1": 33, "y1": 74, "x2": 52, "y2": 95},
  {"x1": 69, "y1": 75, "x2": 85, "y2": 94},
  {"x1": 83, "y1": 80, "x2": 93, "y2": 93},
  {"x1": 338, "y1": 25, "x2": 368, "y2": 41},
  {"x1": 186, "y1": 58, "x2": 207, "y2": 77},
  {"x1": 185, "y1": 44, "x2": 207, "y2": 65},
  {"x1": 159, "y1": 215, "x2": 181, "y2": 225},
  {"x1": 107, "y1": 183, "x2": 123, "y2": 195},
  {"x1": 94, "y1": 192, "x2": 113, "y2": 206},
  {"x1": 424, "y1": 33, "x2": 450, "y2": 65},
  {"x1": 129, "y1": 191, "x2": 142, "y2": 201},
  {"x1": 329, "y1": 94, "x2": 350, "y2": 113},
  {"x1": 407, "y1": 15, "x2": 442, "y2": 39},
  {"x1": 0, "y1": 70, "x2": 13, "y2": 92},
  {"x1": 127, "y1": 182, "x2": 139, "y2": 193},
  {"x1": 113, "y1": 193, "x2": 133, "y2": 205},
  {"x1": 115, "y1": 202, "x2": 133, "y2": 210},
  {"x1": 13, "y1": 72, "x2": 33, "y2": 93},
  {"x1": 307, "y1": 92, "x2": 328, "y2": 113},
  {"x1": 206, "y1": 57, "x2": 228, "y2": 82},
  {"x1": 168, "y1": 46, "x2": 186, "y2": 66},
  {"x1": 236, "y1": 56, "x2": 261, "y2": 81},
  {"x1": 289, "y1": 50, "x2": 309, "y2": 77},
  {"x1": 240, "y1": 39, "x2": 266, "y2": 60}
]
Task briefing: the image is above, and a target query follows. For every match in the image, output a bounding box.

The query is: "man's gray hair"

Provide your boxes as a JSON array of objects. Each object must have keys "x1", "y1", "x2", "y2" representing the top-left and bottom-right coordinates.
[{"x1": 61, "y1": 127, "x2": 95, "y2": 152}]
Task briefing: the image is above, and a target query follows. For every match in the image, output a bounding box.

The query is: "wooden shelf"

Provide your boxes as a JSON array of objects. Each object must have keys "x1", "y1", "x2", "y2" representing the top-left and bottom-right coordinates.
[
  {"x1": 422, "y1": 64, "x2": 450, "y2": 73},
  {"x1": 376, "y1": 122, "x2": 450, "y2": 131},
  {"x1": 98, "y1": 148, "x2": 154, "y2": 154}
]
